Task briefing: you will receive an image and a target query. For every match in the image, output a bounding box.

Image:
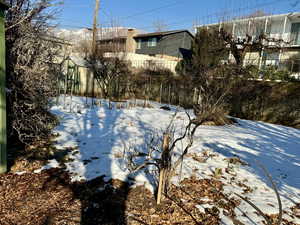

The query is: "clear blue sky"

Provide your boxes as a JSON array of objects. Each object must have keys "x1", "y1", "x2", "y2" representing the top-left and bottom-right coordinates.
[{"x1": 56, "y1": 0, "x2": 300, "y2": 32}]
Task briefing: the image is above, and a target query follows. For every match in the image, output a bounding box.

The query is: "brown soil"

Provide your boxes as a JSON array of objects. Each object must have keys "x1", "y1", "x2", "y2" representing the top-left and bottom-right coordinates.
[
  {"x1": 0, "y1": 169, "x2": 81, "y2": 225},
  {"x1": 0, "y1": 169, "x2": 298, "y2": 225}
]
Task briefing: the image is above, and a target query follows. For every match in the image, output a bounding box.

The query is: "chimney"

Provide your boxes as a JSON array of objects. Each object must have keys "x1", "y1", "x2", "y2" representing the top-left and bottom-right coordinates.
[{"x1": 126, "y1": 28, "x2": 137, "y2": 53}]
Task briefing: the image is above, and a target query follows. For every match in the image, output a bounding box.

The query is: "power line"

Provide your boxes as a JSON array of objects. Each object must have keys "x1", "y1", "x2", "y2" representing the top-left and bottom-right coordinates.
[
  {"x1": 57, "y1": 0, "x2": 293, "y2": 32},
  {"x1": 59, "y1": 0, "x2": 193, "y2": 29},
  {"x1": 133, "y1": 0, "x2": 292, "y2": 31},
  {"x1": 119, "y1": 0, "x2": 185, "y2": 21},
  {"x1": 98, "y1": 0, "x2": 185, "y2": 27}
]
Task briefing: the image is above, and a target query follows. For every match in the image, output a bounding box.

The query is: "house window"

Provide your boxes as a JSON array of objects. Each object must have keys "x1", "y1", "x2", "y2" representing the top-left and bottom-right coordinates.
[
  {"x1": 291, "y1": 23, "x2": 300, "y2": 45},
  {"x1": 262, "y1": 52, "x2": 280, "y2": 67},
  {"x1": 147, "y1": 37, "x2": 157, "y2": 47},
  {"x1": 137, "y1": 39, "x2": 142, "y2": 49}
]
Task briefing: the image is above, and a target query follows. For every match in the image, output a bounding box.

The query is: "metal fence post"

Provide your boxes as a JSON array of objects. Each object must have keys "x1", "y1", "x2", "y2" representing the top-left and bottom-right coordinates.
[{"x1": 0, "y1": 2, "x2": 9, "y2": 174}]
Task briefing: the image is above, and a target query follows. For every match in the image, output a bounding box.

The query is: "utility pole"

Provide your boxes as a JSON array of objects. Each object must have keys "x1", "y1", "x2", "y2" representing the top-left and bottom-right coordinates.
[
  {"x1": 92, "y1": 0, "x2": 100, "y2": 57},
  {"x1": 91, "y1": 0, "x2": 100, "y2": 105}
]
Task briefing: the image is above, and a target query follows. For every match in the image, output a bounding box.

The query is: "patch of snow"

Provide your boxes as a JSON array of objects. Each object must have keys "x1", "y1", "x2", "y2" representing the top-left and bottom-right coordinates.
[
  {"x1": 32, "y1": 96, "x2": 300, "y2": 224},
  {"x1": 15, "y1": 171, "x2": 26, "y2": 175},
  {"x1": 195, "y1": 203, "x2": 214, "y2": 213},
  {"x1": 34, "y1": 159, "x2": 60, "y2": 173}
]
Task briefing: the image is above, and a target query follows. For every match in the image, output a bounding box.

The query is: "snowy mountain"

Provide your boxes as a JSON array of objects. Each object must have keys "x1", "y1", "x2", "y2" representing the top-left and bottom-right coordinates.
[{"x1": 50, "y1": 27, "x2": 143, "y2": 44}]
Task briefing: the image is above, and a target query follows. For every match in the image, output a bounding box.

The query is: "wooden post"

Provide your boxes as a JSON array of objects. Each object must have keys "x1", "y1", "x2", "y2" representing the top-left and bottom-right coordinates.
[
  {"x1": 157, "y1": 133, "x2": 170, "y2": 205},
  {"x1": 56, "y1": 64, "x2": 61, "y2": 105},
  {"x1": 91, "y1": 0, "x2": 100, "y2": 106},
  {"x1": 143, "y1": 84, "x2": 147, "y2": 107},
  {"x1": 63, "y1": 59, "x2": 69, "y2": 109},
  {"x1": 168, "y1": 84, "x2": 171, "y2": 105},
  {"x1": 159, "y1": 83, "x2": 163, "y2": 104},
  {"x1": 92, "y1": 0, "x2": 100, "y2": 57},
  {"x1": 193, "y1": 88, "x2": 197, "y2": 104},
  {"x1": 69, "y1": 67, "x2": 74, "y2": 112},
  {"x1": 0, "y1": 2, "x2": 9, "y2": 174}
]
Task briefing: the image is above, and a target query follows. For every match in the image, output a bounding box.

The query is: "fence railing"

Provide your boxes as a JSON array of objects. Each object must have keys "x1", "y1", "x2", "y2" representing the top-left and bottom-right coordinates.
[
  {"x1": 127, "y1": 60, "x2": 178, "y2": 73},
  {"x1": 243, "y1": 58, "x2": 300, "y2": 78}
]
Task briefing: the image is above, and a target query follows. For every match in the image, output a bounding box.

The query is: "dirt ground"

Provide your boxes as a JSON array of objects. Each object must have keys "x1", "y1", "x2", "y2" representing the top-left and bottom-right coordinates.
[{"x1": 0, "y1": 167, "x2": 298, "y2": 225}]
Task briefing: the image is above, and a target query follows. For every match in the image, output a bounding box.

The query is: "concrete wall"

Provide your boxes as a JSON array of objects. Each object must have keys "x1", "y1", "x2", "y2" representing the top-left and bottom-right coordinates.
[{"x1": 104, "y1": 52, "x2": 178, "y2": 73}]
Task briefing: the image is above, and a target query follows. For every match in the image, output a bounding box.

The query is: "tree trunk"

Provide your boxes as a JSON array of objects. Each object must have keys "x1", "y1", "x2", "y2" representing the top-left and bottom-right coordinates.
[{"x1": 157, "y1": 133, "x2": 170, "y2": 205}]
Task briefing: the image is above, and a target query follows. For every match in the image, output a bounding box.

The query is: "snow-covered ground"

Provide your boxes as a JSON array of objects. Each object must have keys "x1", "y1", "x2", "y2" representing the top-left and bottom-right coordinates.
[{"x1": 31, "y1": 96, "x2": 300, "y2": 224}]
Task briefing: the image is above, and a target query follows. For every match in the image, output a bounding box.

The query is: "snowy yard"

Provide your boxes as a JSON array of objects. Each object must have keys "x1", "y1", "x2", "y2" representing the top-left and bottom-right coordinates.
[{"x1": 29, "y1": 96, "x2": 300, "y2": 224}]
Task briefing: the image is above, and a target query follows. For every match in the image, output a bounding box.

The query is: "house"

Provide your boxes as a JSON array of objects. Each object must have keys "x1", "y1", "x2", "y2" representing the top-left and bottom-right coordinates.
[
  {"x1": 196, "y1": 12, "x2": 300, "y2": 73},
  {"x1": 97, "y1": 29, "x2": 194, "y2": 60},
  {"x1": 97, "y1": 29, "x2": 194, "y2": 72},
  {"x1": 96, "y1": 28, "x2": 139, "y2": 53},
  {"x1": 133, "y1": 30, "x2": 194, "y2": 59}
]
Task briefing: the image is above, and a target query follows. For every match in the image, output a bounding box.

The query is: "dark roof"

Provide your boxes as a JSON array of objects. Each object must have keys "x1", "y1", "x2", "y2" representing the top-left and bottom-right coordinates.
[
  {"x1": 0, "y1": 1, "x2": 9, "y2": 9},
  {"x1": 134, "y1": 30, "x2": 194, "y2": 38}
]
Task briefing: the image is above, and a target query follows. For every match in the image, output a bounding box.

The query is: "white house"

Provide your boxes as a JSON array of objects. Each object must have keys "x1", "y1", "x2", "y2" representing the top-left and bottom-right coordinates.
[{"x1": 196, "y1": 12, "x2": 300, "y2": 73}]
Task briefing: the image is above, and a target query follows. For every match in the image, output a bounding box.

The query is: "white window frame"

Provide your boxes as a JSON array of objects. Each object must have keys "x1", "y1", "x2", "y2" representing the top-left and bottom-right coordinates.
[
  {"x1": 147, "y1": 37, "x2": 157, "y2": 47},
  {"x1": 291, "y1": 22, "x2": 300, "y2": 46},
  {"x1": 137, "y1": 39, "x2": 142, "y2": 49}
]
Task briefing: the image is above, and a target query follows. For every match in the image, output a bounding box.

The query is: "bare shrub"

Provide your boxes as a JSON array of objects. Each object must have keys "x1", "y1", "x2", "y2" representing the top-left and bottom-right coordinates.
[
  {"x1": 6, "y1": 0, "x2": 61, "y2": 145},
  {"x1": 86, "y1": 52, "x2": 131, "y2": 100},
  {"x1": 139, "y1": 60, "x2": 174, "y2": 77},
  {"x1": 192, "y1": 64, "x2": 244, "y2": 126},
  {"x1": 125, "y1": 111, "x2": 201, "y2": 204}
]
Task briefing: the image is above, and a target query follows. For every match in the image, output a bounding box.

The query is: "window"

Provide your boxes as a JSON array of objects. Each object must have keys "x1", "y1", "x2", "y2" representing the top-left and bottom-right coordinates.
[
  {"x1": 262, "y1": 51, "x2": 280, "y2": 67},
  {"x1": 291, "y1": 23, "x2": 300, "y2": 45},
  {"x1": 137, "y1": 39, "x2": 142, "y2": 49},
  {"x1": 147, "y1": 37, "x2": 157, "y2": 47},
  {"x1": 235, "y1": 22, "x2": 247, "y2": 38}
]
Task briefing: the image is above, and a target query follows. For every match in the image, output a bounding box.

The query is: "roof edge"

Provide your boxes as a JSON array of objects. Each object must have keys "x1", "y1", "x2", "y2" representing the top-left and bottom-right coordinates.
[
  {"x1": 134, "y1": 30, "x2": 194, "y2": 38},
  {"x1": 196, "y1": 12, "x2": 300, "y2": 28}
]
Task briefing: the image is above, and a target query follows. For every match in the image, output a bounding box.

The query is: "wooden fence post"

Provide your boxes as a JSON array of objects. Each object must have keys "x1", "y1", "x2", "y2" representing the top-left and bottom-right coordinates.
[
  {"x1": 157, "y1": 133, "x2": 170, "y2": 205},
  {"x1": 69, "y1": 66, "x2": 74, "y2": 112},
  {"x1": 0, "y1": 2, "x2": 9, "y2": 174},
  {"x1": 168, "y1": 84, "x2": 171, "y2": 105},
  {"x1": 193, "y1": 88, "x2": 197, "y2": 104},
  {"x1": 159, "y1": 83, "x2": 163, "y2": 104},
  {"x1": 56, "y1": 64, "x2": 61, "y2": 105},
  {"x1": 63, "y1": 58, "x2": 69, "y2": 109}
]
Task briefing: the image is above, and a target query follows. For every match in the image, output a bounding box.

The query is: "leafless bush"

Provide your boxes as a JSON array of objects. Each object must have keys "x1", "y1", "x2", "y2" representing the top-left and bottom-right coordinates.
[
  {"x1": 73, "y1": 39, "x2": 92, "y2": 58},
  {"x1": 192, "y1": 65, "x2": 244, "y2": 126},
  {"x1": 6, "y1": 0, "x2": 61, "y2": 145},
  {"x1": 124, "y1": 111, "x2": 201, "y2": 204},
  {"x1": 86, "y1": 50, "x2": 131, "y2": 100}
]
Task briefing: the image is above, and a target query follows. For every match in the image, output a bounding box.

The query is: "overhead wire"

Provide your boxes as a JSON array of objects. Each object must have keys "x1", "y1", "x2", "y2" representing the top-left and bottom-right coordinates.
[
  {"x1": 118, "y1": 0, "x2": 185, "y2": 21},
  {"x1": 133, "y1": 0, "x2": 293, "y2": 31},
  {"x1": 57, "y1": 0, "x2": 293, "y2": 31}
]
